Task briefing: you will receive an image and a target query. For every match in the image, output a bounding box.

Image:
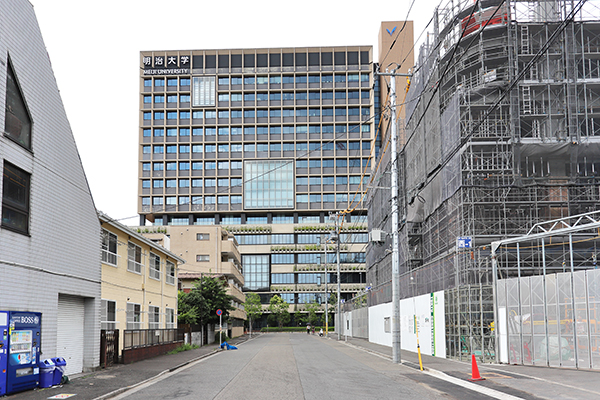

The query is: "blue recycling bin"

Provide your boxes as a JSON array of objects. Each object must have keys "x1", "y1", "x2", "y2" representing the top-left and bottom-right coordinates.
[
  {"x1": 38, "y1": 359, "x2": 55, "y2": 388},
  {"x1": 51, "y1": 357, "x2": 67, "y2": 386}
]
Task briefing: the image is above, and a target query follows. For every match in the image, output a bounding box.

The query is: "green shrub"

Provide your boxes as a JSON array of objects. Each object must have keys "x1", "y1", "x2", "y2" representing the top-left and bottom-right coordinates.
[{"x1": 168, "y1": 343, "x2": 199, "y2": 354}]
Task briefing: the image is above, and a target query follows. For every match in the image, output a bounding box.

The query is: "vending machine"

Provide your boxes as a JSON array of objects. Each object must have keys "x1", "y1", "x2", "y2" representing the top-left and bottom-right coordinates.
[{"x1": 0, "y1": 311, "x2": 42, "y2": 395}]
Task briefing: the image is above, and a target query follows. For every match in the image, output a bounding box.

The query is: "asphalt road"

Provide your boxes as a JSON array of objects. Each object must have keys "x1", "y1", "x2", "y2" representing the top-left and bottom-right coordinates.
[{"x1": 112, "y1": 334, "x2": 504, "y2": 400}]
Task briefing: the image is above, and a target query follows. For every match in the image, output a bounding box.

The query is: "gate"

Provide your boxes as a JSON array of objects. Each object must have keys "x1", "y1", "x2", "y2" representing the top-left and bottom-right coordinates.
[{"x1": 100, "y1": 329, "x2": 119, "y2": 368}]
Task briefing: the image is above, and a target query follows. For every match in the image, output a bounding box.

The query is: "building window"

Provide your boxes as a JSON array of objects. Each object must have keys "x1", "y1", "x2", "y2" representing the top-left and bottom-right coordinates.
[
  {"x1": 165, "y1": 308, "x2": 175, "y2": 329},
  {"x1": 243, "y1": 254, "x2": 269, "y2": 291},
  {"x1": 197, "y1": 255, "x2": 210, "y2": 262},
  {"x1": 2, "y1": 162, "x2": 30, "y2": 234},
  {"x1": 101, "y1": 300, "x2": 117, "y2": 330},
  {"x1": 4, "y1": 60, "x2": 32, "y2": 149},
  {"x1": 127, "y1": 242, "x2": 143, "y2": 274},
  {"x1": 126, "y1": 303, "x2": 142, "y2": 329},
  {"x1": 101, "y1": 229, "x2": 118, "y2": 266},
  {"x1": 192, "y1": 76, "x2": 215, "y2": 106},
  {"x1": 197, "y1": 233, "x2": 210, "y2": 241},
  {"x1": 244, "y1": 160, "x2": 294, "y2": 209},
  {"x1": 149, "y1": 306, "x2": 160, "y2": 329},
  {"x1": 149, "y1": 252, "x2": 161, "y2": 280}
]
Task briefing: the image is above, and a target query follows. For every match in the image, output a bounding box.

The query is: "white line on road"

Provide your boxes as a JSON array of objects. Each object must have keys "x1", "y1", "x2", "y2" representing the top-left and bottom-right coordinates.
[{"x1": 423, "y1": 369, "x2": 524, "y2": 400}]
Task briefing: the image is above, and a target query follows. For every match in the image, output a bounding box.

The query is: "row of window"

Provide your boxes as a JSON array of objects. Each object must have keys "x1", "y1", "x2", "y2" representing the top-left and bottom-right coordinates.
[
  {"x1": 102, "y1": 299, "x2": 176, "y2": 330},
  {"x1": 151, "y1": 214, "x2": 367, "y2": 226},
  {"x1": 142, "y1": 175, "x2": 365, "y2": 189},
  {"x1": 144, "y1": 90, "x2": 370, "y2": 105},
  {"x1": 143, "y1": 107, "x2": 370, "y2": 120},
  {"x1": 142, "y1": 140, "x2": 370, "y2": 151},
  {"x1": 271, "y1": 272, "x2": 365, "y2": 285},
  {"x1": 143, "y1": 73, "x2": 369, "y2": 89},
  {"x1": 142, "y1": 124, "x2": 371, "y2": 137},
  {"x1": 142, "y1": 158, "x2": 369, "y2": 169},
  {"x1": 142, "y1": 193, "x2": 355, "y2": 207},
  {"x1": 101, "y1": 230, "x2": 176, "y2": 284},
  {"x1": 236, "y1": 232, "x2": 368, "y2": 246},
  {"x1": 271, "y1": 252, "x2": 366, "y2": 265}
]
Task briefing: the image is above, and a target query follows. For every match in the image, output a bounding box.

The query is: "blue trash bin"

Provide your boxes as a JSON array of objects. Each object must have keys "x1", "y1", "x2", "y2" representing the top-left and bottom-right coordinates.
[
  {"x1": 51, "y1": 357, "x2": 66, "y2": 386},
  {"x1": 38, "y1": 359, "x2": 55, "y2": 388}
]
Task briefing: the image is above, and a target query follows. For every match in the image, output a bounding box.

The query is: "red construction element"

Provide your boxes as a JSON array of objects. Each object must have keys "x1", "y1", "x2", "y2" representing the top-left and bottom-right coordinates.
[{"x1": 470, "y1": 354, "x2": 486, "y2": 381}]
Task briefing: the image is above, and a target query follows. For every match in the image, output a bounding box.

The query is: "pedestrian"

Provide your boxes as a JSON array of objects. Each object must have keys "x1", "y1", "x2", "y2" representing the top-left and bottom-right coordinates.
[
  {"x1": 319, "y1": 328, "x2": 323, "y2": 337},
  {"x1": 307, "y1": 324, "x2": 310, "y2": 335}
]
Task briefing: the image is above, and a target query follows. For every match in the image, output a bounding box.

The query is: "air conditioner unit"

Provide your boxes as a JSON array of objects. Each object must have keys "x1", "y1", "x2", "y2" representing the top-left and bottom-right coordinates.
[{"x1": 369, "y1": 229, "x2": 385, "y2": 243}]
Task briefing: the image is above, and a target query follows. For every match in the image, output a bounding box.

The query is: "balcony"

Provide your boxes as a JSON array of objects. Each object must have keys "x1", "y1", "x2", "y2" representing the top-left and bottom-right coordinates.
[
  {"x1": 221, "y1": 240, "x2": 241, "y2": 261},
  {"x1": 220, "y1": 261, "x2": 244, "y2": 285}
]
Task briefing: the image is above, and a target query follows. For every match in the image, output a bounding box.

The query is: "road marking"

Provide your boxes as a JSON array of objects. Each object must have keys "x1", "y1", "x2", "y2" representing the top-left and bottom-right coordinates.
[{"x1": 424, "y1": 369, "x2": 524, "y2": 400}]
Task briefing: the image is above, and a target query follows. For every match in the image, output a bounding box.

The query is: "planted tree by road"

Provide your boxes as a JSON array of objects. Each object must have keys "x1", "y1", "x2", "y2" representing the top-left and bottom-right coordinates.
[
  {"x1": 268, "y1": 294, "x2": 290, "y2": 328},
  {"x1": 179, "y1": 276, "x2": 234, "y2": 330},
  {"x1": 244, "y1": 292, "x2": 262, "y2": 336}
]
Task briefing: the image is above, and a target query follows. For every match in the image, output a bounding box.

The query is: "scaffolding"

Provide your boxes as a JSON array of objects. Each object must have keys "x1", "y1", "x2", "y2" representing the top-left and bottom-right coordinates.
[{"x1": 367, "y1": 0, "x2": 600, "y2": 362}]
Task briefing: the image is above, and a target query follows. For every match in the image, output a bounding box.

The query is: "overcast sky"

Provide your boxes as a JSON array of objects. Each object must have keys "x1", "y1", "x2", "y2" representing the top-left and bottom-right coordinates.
[{"x1": 29, "y1": 0, "x2": 439, "y2": 224}]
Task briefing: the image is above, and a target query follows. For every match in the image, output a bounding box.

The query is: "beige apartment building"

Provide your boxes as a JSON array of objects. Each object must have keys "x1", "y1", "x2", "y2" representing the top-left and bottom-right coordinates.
[
  {"x1": 141, "y1": 225, "x2": 246, "y2": 337},
  {"x1": 100, "y1": 212, "x2": 185, "y2": 356}
]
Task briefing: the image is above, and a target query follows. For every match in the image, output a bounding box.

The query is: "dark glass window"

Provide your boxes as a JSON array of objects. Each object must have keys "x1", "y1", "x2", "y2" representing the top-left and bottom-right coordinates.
[
  {"x1": 231, "y1": 54, "x2": 242, "y2": 68},
  {"x1": 244, "y1": 54, "x2": 255, "y2": 68},
  {"x1": 192, "y1": 55, "x2": 203, "y2": 69},
  {"x1": 218, "y1": 54, "x2": 229, "y2": 68},
  {"x1": 295, "y1": 53, "x2": 307, "y2": 67},
  {"x1": 334, "y1": 52, "x2": 346, "y2": 65},
  {"x1": 360, "y1": 51, "x2": 369, "y2": 65},
  {"x1": 321, "y1": 52, "x2": 332, "y2": 66},
  {"x1": 4, "y1": 61, "x2": 32, "y2": 149},
  {"x1": 205, "y1": 55, "x2": 216, "y2": 68},
  {"x1": 308, "y1": 53, "x2": 319, "y2": 66},
  {"x1": 283, "y1": 53, "x2": 294, "y2": 66},
  {"x1": 347, "y1": 51, "x2": 359, "y2": 65},
  {"x1": 270, "y1": 53, "x2": 281, "y2": 67},
  {"x1": 257, "y1": 54, "x2": 268, "y2": 67},
  {"x1": 2, "y1": 162, "x2": 30, "y2": 234}
]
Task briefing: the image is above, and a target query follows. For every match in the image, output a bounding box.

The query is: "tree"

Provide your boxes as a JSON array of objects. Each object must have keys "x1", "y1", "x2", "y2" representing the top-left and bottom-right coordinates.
[
  {"x1": 177, "y1": 291, "x2": 198, "y2": 325},
  {"x1": 268, "y1": 295, "x2": 290, "y2": 328},
  {"x1": 181, "y1": 276, "x2": 234, "y2": 329},
  {"x1": 244, "y1": 292, "x2": 262, "y2": 336},
  {"x1": 306, "y1": 300, "x2": 321, "y2": 327}
]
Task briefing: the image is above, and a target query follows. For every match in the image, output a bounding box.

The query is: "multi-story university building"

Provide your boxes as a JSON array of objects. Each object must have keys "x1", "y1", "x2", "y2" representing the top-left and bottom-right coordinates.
[{"x1": 138, "y1": 46, "x2": 382, "y2": 322}]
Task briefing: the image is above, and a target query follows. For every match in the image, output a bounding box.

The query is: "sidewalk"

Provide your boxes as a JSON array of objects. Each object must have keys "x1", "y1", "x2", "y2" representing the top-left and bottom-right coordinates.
[
  {"x1": 6, "y1": 335, "x2": 251, "y2": 400},
  {"x1": 341, "y1": 336, "x2": 600, "y2": 400}
]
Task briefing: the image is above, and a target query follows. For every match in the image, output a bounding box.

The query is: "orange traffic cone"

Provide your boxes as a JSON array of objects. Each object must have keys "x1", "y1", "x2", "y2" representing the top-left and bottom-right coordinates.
[{"x1": 470, "y1": 354, "x2": 485, "y2": 381}]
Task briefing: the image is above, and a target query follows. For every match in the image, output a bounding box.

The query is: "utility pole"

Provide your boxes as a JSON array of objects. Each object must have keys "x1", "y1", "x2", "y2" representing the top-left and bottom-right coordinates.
[
  {"x1": 377, "y1": 66, "x2": 412, "y2": 364},
  {"x1": 321, "y1": 235, "x2": 329, "y2": 337},
  {"x1": 329, "y1": 212, "x2": 341, "y2": 340}
]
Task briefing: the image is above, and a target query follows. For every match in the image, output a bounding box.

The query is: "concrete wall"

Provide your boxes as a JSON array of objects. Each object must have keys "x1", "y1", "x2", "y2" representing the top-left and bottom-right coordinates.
[{"x1": 0, "y1": 0, "x2": 100, "y2": 372}]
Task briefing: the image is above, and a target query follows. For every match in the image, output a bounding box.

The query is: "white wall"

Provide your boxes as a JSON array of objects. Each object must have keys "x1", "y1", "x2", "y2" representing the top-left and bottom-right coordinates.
[
  {"x1": 368, "y1": 291, "x2": 446, "y2": 358},
  {"x1": 0, "y1": 0, "x2": 100, "y2": 372}
]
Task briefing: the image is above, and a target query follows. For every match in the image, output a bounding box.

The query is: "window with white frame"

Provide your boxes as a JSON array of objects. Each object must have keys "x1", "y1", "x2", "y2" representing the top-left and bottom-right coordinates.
[
  {"x1": 165, "y1": 308, "x2": 175, "y2": 329},
  {"x1": 149, "y1": 252, "x2": 161, "y2": 280},
  {"x1": 126, "y1": 303, "x2": 142, "y2": 329},
  {"x1": 127, "y1": 242, "x2": 143, "y2": 273},
  {"x1": 166, "y1": 260, "x2": 176, "y2": 285},
  {"x1": 101, "y1": 299, "x2": 117, "y2": 330},
  {"x1": 148, "y1": 306, "x2": 160, "y2": 329},
  {"x1": 196, "y1": 255, "x2": 210, "y2": 262},
  {"x1": 101, "y1": 229, "x2": 118, "y2": 266},
  {"x1": 196, "y1": 233, "x2": 210, "y2": 241}
]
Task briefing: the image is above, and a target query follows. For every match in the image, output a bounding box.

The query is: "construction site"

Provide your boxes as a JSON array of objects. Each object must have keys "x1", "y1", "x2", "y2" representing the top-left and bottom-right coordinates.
[{"x1": 362, "y1": 0, "x2": 600, "y2": 368}]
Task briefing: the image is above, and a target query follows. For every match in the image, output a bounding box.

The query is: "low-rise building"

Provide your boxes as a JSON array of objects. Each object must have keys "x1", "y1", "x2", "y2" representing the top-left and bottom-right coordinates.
[{"x1": 100, "y1": 212, "x2": 185, "y2": 362}]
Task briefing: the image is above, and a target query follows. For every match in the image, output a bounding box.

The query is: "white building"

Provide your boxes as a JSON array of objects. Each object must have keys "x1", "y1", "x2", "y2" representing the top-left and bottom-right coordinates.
[{"x1": 0, "y1": 0, "x2": 100, "y2": 375}]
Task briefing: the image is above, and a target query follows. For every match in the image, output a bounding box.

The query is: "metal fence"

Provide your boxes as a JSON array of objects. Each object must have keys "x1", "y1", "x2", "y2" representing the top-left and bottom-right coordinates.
[
  {"x1": 123, "y1": 328, "x2": 183, "y2": 350},
  {"x1": 497, "y1": 269, "x2": 600, "y2": 369}
]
